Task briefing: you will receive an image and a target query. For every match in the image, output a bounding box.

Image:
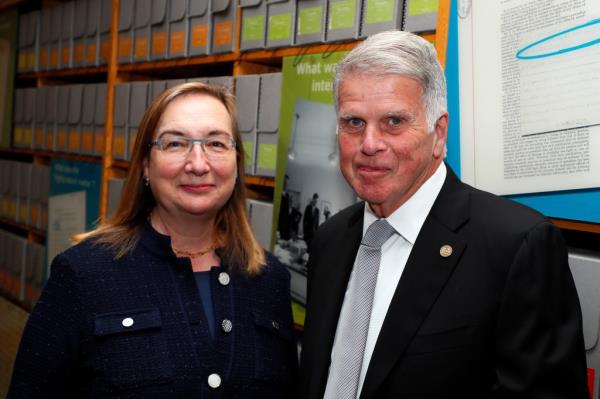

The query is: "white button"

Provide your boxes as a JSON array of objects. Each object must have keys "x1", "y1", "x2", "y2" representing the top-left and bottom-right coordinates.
[
  {"x1": 122, "y1": 317, "x2": 134, "y2": 327},
  {"x1": 207, "y1": 373, "x2": 221, "y2": 388},
  {"x1": 218, "y1": 272, "x2": 230, "y2": 286},
  {"x1": 221, "y1": 318, "x2": 233, "y2": 333}
]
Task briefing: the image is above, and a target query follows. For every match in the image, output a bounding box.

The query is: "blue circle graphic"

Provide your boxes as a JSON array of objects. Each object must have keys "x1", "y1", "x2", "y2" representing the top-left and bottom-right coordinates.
[{"x1": 516, "y1": 18, "x2": 600, "y2": 60}]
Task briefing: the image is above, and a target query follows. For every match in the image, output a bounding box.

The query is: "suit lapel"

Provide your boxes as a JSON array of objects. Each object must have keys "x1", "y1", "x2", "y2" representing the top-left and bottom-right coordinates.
[
  {"x1": 360, "y1": 168, "x2": 470, "y2": 399},
  {"x1": 305, "y1": 203, "x2": 364, "y2": 398}
]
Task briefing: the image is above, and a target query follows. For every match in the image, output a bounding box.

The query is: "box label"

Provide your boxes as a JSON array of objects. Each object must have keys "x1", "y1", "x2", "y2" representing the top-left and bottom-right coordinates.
[
  {"x1": 39, "y1": 48, "x2": 49, "y2": 67},
  {"x1": 269, "y1": 13, "x2": 292, "y2": 41},
  {"x1": 170, "y1": 30, "x2": 185, "y2": 54},
  {"x1": 100, "y1": 39, "x2": 110, "y2": 62},
  {"x1": 298, "y1": 6, "x2": 323, "y2": 36},
  {"x1": 94, "y1": 131, "x2": 104, "y2": 154},
  {"x1": 366, "y1": 0, "x2": 394, "y2": 24},
  {"x1": 45, "y1": 131, "x2": 54, "y2": 150},
  {"x1": 82, "y1": 131, "x2": 94, "y2": 151},
  {"x1": 74, "y1": 43, "x2": 85, "y2": 63},
  {"x1": 61, "y1": 46, "x2": 70, "y2": 66},
  {"x1": 35, "y1": 128, "x2": 44, "y2": 147},
  {"x1": 135, "y1": 36, "x2": 148, "y2": 59},
  {"x1": 113, "y1": 134, "x2": 126, "y2": 157},
  {"x1": 408, "y1": 0, "x2": 438, "y2": 16},
  {"x1": 68, "y1": 131, "x2": 80, "y2": 150},
  {"x1": 329, "y1": 0, "x2": 356, "y2": 30},
  {"x1": 242, "y1": 15, "x2": 265, "y2": 42},
  {"x1": 118, "y1": 36, "x2": 131, "y2": 58},
  {"x1": 152, "y1": 31, "x2": 167, "y2": 55},
  {"x1": 258, "y1": 143, "x2": 277, "y2": 170},
  {"x1": 213, "y1": 21, "x2": 233, "y2": 46},
  {"x1": 191, "y1": 24, "x2": 208, "y2": 47},
  {"x1": 86, "y1": 43, "x2": 97, "y2": 64},
  {"x1": 243, "y1": 141, "x2": 254, "y2": 167}
]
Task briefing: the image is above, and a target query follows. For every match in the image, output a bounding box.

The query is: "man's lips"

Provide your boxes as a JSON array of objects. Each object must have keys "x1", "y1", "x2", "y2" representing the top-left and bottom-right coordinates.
[{"x1": 356, "y1": 165, "x2": 389, "y2": 174}]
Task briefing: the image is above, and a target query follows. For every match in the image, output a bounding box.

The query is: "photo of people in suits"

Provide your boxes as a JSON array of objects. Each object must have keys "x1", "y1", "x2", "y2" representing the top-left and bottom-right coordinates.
[{"x1": 273, "y1": 99, "x2": 356, "y2": 305}]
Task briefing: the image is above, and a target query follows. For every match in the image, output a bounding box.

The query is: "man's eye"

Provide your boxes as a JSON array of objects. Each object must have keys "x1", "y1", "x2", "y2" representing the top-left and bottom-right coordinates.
[
  {"x1": 388, "y1": 117, "x2": 402, "y2": 126},
  {"x1": 348, "y1": 118, "x2": 363, "y2": 127}
]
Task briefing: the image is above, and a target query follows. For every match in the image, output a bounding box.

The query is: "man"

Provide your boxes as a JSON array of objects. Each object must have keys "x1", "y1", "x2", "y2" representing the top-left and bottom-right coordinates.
[
  {"x1": 299, "y1": 31, "x2": 588, "y2": 399},
  {"x1": 303, "y1": 193, "x2": 320, "y2": 252}
]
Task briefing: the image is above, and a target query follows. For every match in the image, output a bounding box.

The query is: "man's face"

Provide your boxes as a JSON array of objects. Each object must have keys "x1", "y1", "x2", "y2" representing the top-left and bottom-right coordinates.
[{"x1": 337, "y1": 73, "x2": 447, "y2": 217}]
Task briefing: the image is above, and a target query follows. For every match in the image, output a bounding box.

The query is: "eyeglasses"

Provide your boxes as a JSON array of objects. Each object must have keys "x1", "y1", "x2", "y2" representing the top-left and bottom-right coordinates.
[{"x1": 149, "y1": 134, "x2": 237, "y2": 160}]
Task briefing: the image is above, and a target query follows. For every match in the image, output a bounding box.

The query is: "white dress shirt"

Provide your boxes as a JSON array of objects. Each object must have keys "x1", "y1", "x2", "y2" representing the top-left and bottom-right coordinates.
[{"x1": 327, "y1": 163, "x2": 447, "y2": 398}]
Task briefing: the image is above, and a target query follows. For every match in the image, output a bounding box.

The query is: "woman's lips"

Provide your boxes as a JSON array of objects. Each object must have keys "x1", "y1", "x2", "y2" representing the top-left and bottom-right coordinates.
[{"x1": 180, "y1": 183, "x2": 214, "y2": 193}]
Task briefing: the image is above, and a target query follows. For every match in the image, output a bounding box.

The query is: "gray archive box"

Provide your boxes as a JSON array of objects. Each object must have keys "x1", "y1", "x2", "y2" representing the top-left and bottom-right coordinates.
[
  {"x1": 255, "y1": 73, "x2": 281, "y2": 177},
  {"x1": 44, "y1": 86, "x2": 58, "y2": 151},
  {"x1": 150, "y1": 80, "x2": 167, "y2": 101},
  {"x1": 17, "y1": 163, "x2": 32, "y2": 225},
  {"x1": 56, "y1": 86, "x2": 71, "y2": 152},
  {"x1": 72, "y1": 0, "x2": 88, "y2": 67},
  {"x1": 403, "y1": 0, "x2": 438, "y2": 33},
  {"x1": 18, "y1": 11, "x2": 39, "y2": 73},
  {"x1": 68, "y1": 85, "x2": 84, "y2": 154},
  {"x1": 99, "y1": 0, "x2": 112, "y2": 65},
  {"x1": 86, "y1": 0, "x2": 101, "y2": 66},
  {"x1": 266, "y1": 0, "x2": 295, "y2": 49},
  {"x1": 325, "y1": 0, "x2": 361, "y2": 43},
  {"x1": 150, "y1": 0, "x2": 169, "y2": 60},
  {"x1": 360, "y1": 0, "x2": 405, "y2": 37},
  {"x1": 235, "y1": 75, "x2": 260, "y2": 175},
  {"x1": 94, "y1": 83, "x2": 107, "y2": 156},
  {"x1": 118, "y1": 0, "x2": 135, "y2": 64},
  {"x1": 257, "y1": 73, "x2": 282, "y2": 133},
  {"x1": 133, "y1": 0, "x2": 152, "y2": 62},
  {"x1": 169, "y1": 0, "x2": 188, "y2": 59},
  {"x1": 239, "y1": 0, "x2": 266, "y2": 52},
  {"x1": 8, "y1": 162, "x2": 20, "y2": 221},
  {"x1": 81, "y1": 84, "x2": 97, "y2": 155},
  {"x1": 28, "y1": 165, "x2": 43, "y2": 228},
  {"x1": 107, "y1": 178, "x2": 126, "y2": 218},
  {"x1": 165, "y1": 78, "x2": 186, "y2": 88},
  {"x1": 39, "y1": 7, "x2": 52, "y2": 71},
  {"x1": 39, "y1": 165, "x2": 50, "y2": 231},
  {"x1": 13, "y1": 236, "x2": 27, "y2": 301},
  {"x1": 128, "y1": 81, "x2": 149, "y2": 159},
  {"x1": 247, "y1": 199, "x2": 274, "y2": 249},
  {"x1": 60, "y1": 2, "x2": 74, "y2": 69},
  {"x1": 113, "y1": 83, "x2": 130, "y2": 160},
  {"x1": 22, "y1": 88, "x2": 36, "y2": 149},
  {"x1": 12, "y1": 89, "x2": 24, "y2": 148},
  {"x1": 207, "y1": 76, "x2": 234, "y2": 92},
  {"x1": 295, "y1": 0, "x2": 326, "y2": 45},
  {"x1": 569, "y1": 250, "x2": 600, "y2": 399},
  {"x1": 34, "y1": 87, "x2": 47, "y2": 150},
  {"x1": 188, "y1": 0, "x2": 209, "y2": 56},
  {"x1": 48, "y1": 5, "x2": 62, "y2": 70},
  {"x1": 210, "y1": 0, "x2": 237, "y2": 54}
]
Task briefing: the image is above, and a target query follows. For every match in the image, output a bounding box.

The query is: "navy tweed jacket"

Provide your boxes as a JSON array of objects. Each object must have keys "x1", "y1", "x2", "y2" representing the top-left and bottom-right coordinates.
[{"x1": 8, "y1": 223, "x2": 298, "y2": 398}]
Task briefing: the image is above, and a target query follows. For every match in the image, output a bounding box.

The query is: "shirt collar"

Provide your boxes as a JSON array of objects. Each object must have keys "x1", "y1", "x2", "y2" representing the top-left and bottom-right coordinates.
[{"x1": 363, "y1": 163, "x2": 447, "y2": 245}]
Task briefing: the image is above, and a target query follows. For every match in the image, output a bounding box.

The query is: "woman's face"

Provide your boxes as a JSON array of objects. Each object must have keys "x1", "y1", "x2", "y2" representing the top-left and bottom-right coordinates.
[{"x1": 143, "y1": 93, "x2": 238, "y2": 220}]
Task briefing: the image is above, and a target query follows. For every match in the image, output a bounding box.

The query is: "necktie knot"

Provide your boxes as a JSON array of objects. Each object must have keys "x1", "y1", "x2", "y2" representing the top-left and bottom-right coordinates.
[{"x1": 361, "y1": 219, "x2": 395, "y2": 249}]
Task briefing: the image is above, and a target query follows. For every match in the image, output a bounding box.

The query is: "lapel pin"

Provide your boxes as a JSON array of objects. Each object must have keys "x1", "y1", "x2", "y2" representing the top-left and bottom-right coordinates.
[{"x1": 440, "y1": 245, "x2": 453, "y2": 258}]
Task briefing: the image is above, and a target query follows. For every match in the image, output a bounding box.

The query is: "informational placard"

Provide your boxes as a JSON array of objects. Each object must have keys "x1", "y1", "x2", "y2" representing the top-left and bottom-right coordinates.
[
  {"x1": 273, "y1": 51, "x2": 356, "y2": 318},
  {"x1": 457, "y1": 0, "x2": 600, "y2": 196},
  {"x1": 46, "y1": 159, "x2": 101, "y2": 270}
]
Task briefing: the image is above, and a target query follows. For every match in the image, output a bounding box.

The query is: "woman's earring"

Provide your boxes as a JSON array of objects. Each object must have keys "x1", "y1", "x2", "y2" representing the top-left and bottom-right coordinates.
[{"x1": 143, "y1": 176, "x2": 150, "y2": 186}]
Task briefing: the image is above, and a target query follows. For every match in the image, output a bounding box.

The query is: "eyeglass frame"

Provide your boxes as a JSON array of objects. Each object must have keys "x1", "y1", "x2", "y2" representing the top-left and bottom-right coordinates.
[{"x1": 148, "y1": 134, "x2": 238, "y2": 159}]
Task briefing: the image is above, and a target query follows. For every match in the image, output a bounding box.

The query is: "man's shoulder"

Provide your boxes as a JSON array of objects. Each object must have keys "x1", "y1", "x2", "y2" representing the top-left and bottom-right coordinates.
[{"x1": 315, "y1": 202, "x2": 363, "y2": 235}]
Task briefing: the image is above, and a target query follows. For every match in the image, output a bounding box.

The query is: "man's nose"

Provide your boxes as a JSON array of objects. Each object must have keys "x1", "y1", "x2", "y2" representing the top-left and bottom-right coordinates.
[{"x1": 360, "y1": 125, "x2": 387, "y2": 155}]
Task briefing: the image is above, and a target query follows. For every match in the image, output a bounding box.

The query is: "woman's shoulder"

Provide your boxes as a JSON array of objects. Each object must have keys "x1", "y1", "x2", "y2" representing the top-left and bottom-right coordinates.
[
  {"x1": 260, "y1": 251, "x2": 291, "y2": 280},
  {"x1": 53, "y1": 238, "x2": 117, "y2": 273}
]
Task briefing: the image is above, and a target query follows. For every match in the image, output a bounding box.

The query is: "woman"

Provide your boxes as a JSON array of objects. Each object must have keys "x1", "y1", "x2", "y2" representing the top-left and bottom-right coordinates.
[{"x1": 8, "y1": 82, "x2": 297, "y2": 398}]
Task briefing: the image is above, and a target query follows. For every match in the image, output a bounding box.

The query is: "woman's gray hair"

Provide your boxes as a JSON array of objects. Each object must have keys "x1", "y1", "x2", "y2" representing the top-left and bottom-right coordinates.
[{"x1": 333, "y1": 30, "x2": 447, "y2": 132}]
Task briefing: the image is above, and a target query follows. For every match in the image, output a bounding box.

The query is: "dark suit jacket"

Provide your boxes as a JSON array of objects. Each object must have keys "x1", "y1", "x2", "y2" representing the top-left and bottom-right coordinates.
[
  {"x1": 9, "y1": 223, "x2": 297, "y2": 399},
  {"x1": 300, "y1": 167, "x2": 588, "y2": 399}
]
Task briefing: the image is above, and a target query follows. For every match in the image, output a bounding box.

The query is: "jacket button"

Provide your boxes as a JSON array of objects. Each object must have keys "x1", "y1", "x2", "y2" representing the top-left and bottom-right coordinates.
[
  {"x1": 207, "y1": 373, "x2": 221, "y2": 388},
  {"x1": 218, "y1": 272, "x2": 230, "y2": 286},
  {"x1": 121, "y1": 317, "x2": 134, "y2": 327},
  {"x1": 272, "y1": 320, "x2": 279, "y2": 330},
  {"x1": 221, "y1": 318, "x2": 233, "y2": 333}
]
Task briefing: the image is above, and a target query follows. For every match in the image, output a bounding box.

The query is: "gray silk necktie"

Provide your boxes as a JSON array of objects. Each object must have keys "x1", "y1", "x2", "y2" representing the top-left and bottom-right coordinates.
[{"x1": 324, "y1": 219, "x2": 396, "y2": 399}]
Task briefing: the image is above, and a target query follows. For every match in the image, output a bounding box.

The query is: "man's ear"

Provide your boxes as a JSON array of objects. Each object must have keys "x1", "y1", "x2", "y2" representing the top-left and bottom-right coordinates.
[{"x1": 432, "y1": 112, "x2": 449, "y2": 159}]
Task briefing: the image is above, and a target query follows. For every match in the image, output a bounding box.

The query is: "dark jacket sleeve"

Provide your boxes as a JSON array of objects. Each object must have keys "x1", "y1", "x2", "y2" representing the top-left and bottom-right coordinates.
[
  {"x1": 7, "y1": 253, "x2": 82, "y2": 399},
  {"x1": 492, "y1": 222, "x2": 589, "y2": 398}
]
